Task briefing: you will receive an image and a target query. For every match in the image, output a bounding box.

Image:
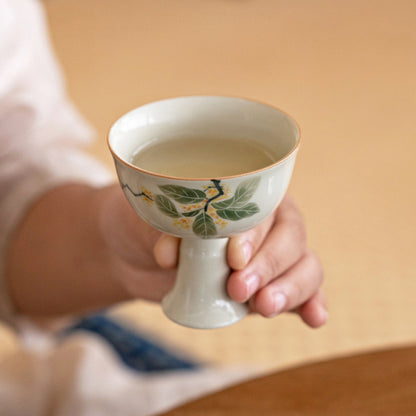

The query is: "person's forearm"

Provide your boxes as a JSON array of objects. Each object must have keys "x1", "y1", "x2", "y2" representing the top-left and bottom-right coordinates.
[{"x1": 5, "y1": 184, "x2": 131, "y2": 317}]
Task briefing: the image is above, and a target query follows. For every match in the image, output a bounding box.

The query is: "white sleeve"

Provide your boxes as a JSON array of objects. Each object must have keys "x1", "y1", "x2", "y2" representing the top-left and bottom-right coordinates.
[{"x1": 0, "y1": 0, "x2": 113, "y2": 323}]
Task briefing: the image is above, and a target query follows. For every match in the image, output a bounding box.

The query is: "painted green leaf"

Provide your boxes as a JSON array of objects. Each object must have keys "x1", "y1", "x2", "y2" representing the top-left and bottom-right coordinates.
[
  {"x1": 216, "y1": 202, "x2": 260, "y2": 221},
  {"x1": 159, "y1": 185, "x2": 206, "y2": 204},
  {"x1": 155, "y1": 195, "x2": 180, "y2": 218},
  {"x1": 182, "y1": 208, "x2": 202, "y2": 217},
  {"x1": 192, "y1": 212, "x2": 217, "y2": 238},
  {"x1": 212, "y1": 197, "x2": 235, "y2": 209},
  {"x1": 232, "y1": 177, "x2": 260, "y2": 207}
]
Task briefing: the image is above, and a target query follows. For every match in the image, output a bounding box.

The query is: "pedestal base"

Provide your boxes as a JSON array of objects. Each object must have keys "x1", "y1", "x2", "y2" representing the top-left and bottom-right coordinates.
[{"x1": 161, "y1": 238, "x2": 249, "y2": 329}]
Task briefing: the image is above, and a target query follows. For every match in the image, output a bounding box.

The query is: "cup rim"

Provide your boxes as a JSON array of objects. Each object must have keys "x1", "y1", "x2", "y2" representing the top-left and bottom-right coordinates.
[{"x1": 107, "y1": 95, "x2": 301, "y2": 181}]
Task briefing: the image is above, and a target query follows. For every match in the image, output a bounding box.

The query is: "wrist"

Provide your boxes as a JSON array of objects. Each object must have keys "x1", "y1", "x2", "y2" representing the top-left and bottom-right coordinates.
[
  {"x1": 88, "y1": 184, "x2": 134, "y2": 302},
  {"x1": 6, "y1": 183, "x2": 132, "y2": 317}
]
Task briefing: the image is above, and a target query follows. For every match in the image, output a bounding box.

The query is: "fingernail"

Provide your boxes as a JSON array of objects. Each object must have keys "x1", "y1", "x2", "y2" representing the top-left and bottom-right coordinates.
[
  {"x1": 242, "y1": 241, "x2": 252, "y2": 265},
  {"x1": 244, "y1": 274, "x2": 259, "y2": 301},
  {"x1": 269, "y1": 292, "x2": 287, "y2": 317}
]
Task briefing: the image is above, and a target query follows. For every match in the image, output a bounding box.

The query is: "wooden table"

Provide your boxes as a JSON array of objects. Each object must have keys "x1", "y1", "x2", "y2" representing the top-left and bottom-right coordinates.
[{"x1": 161, "y1": 346, "x2": 416, "y2": 415}]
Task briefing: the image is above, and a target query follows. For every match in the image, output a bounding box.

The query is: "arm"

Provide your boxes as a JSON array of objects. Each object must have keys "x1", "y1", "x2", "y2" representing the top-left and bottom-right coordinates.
[
  {"x1": 5, "y1": 183, "x2": 177, "y2": 317},
  {"x1": 6, "y1": 184, "x2": 127, "y2": 316}
]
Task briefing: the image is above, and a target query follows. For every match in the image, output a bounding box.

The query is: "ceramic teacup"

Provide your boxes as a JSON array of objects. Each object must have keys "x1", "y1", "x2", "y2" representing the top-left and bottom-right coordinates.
[{"x1": 108, "y1": 96, "x2": 300, "y2": 329}]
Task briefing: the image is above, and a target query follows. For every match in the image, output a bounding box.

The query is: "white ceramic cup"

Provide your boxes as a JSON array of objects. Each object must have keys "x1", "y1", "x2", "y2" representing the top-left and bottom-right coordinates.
[{"x1": 108, "y1": 96, "x2": 300, "y2": 329}]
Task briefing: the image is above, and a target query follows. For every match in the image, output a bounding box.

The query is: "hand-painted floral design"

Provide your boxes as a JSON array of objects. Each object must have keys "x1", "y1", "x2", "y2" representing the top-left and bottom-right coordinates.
[
  {"x1": 122, "y1": 178, "x2": 260, "y2": 238},
  {"x1": 122, "y1": 184, "x2": 154, "y2": 206}
]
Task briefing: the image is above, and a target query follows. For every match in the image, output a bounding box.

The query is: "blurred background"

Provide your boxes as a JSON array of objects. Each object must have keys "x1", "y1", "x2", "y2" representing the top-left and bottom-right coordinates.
[{"x1": 2, "y1": 0, "x2": 415, "y2": 372}]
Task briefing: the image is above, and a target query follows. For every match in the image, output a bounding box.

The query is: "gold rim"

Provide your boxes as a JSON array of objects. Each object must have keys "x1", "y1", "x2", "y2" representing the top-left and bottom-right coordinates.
[{"x1": 107, "y1": 95, "x2": 301, "y2": 181}]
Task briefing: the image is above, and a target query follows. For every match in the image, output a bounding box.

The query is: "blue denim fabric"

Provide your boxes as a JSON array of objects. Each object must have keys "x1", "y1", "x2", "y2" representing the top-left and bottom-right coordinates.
[{"x1": 62, "y1": 313, "x2": 199, "y2": 373}]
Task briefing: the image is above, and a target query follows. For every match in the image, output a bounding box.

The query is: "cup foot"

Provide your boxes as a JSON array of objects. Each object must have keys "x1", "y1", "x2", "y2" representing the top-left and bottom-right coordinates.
[{"x1": 161, "y1": 297, "x2": 249, "y2": 329}]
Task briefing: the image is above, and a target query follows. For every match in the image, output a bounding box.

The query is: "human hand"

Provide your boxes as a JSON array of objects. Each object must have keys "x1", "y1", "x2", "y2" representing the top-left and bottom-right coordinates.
[
  {"x1": 101, "y1": 186, "x2": 326, "y2": 327},
  {"x1": 99, "y1": 185, "x2": 179, "y2": 302},
  {"x1": 153, "y1": 195, "x2": 327, "y2": 328}
]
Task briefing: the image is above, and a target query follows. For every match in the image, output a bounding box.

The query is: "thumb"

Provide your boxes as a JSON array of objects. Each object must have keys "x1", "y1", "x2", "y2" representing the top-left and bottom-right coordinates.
[{"x1": 153, "y1": 234, "x2": 180, "y2": 269}]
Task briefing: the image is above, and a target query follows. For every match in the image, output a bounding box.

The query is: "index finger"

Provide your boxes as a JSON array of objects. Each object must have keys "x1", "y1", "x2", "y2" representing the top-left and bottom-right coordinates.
[
  {"x1": 227, "y1": 196, "x2": 307, "y2": 303},
  {"x1": 227, "y1": 195, "x2": 300, "y2": 271}
]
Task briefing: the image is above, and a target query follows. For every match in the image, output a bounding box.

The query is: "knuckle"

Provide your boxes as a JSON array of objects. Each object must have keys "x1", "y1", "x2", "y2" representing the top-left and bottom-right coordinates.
[
  {"x1": 254, "y1": 288, "x2": 277, "y2": 318},
  {"x1": 277, "y1": 194, "x2": 297, "y2": 213},
  {"x1": 292, "y1": 220, "x2": 307, "y2": 251},
  {"x1": 284, "y1": 251, "x2": 324, "y2": 308},
  {"x1": 248, "y1": 215, "x2": 275, "y2": 246},
  {"x1": 288, "y1": 278, "x2": 304, "y2": 304},
  {"x1": 306, "y1": 250, "x2": 324, "y2": 285},
  {"x1": 262, "y1": 252, "x2": 282, "y2": 281}
]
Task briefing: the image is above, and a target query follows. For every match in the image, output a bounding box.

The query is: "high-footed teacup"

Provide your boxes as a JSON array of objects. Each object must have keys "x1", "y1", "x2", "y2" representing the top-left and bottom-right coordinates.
[{"x1": 108, "y1": 96, "x2": 300, "y2": 329}]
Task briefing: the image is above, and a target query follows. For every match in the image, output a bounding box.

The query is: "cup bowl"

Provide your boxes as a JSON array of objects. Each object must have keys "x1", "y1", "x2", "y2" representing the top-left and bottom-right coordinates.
[{"x1": 108, "y1": 96, "x2": 300, "y2": 328}]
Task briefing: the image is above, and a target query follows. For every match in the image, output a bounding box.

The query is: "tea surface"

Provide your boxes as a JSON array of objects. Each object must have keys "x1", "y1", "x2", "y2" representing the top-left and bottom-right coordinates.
[{"x1": 131, "y1": 137, "x2": 275, "y2": 178}]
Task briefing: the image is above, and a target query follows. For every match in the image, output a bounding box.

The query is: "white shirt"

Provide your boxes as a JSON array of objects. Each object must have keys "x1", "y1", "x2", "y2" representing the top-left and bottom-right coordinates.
[{"x1": 0, "y1": 0, "x2": 112, "y2": 323}]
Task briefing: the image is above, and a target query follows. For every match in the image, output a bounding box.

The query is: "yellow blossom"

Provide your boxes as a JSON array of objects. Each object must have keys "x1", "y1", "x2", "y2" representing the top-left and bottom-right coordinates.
[
  {"x1": 141, "y1": 186, "x2": 154, "y2": 206},
  {"x1": 174, "y1": 218, "x2": 191, "y2": 230}
]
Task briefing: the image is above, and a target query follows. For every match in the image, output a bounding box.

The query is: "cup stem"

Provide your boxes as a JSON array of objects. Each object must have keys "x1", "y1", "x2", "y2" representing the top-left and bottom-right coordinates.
[{"x1": 162, "y1": 237, "x2": 248, "y2": 329}]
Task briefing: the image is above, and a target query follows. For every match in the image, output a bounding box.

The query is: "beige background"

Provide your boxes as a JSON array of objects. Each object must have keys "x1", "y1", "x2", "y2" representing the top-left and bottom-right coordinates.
[{"x1": 2, "y1": 0, "x2": 416, "y2": 371}]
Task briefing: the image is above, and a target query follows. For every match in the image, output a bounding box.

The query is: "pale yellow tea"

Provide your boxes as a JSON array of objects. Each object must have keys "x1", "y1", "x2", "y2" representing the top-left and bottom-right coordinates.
[{"x1": 131, "y1": 137, "x2": 275, "y2": 178}]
